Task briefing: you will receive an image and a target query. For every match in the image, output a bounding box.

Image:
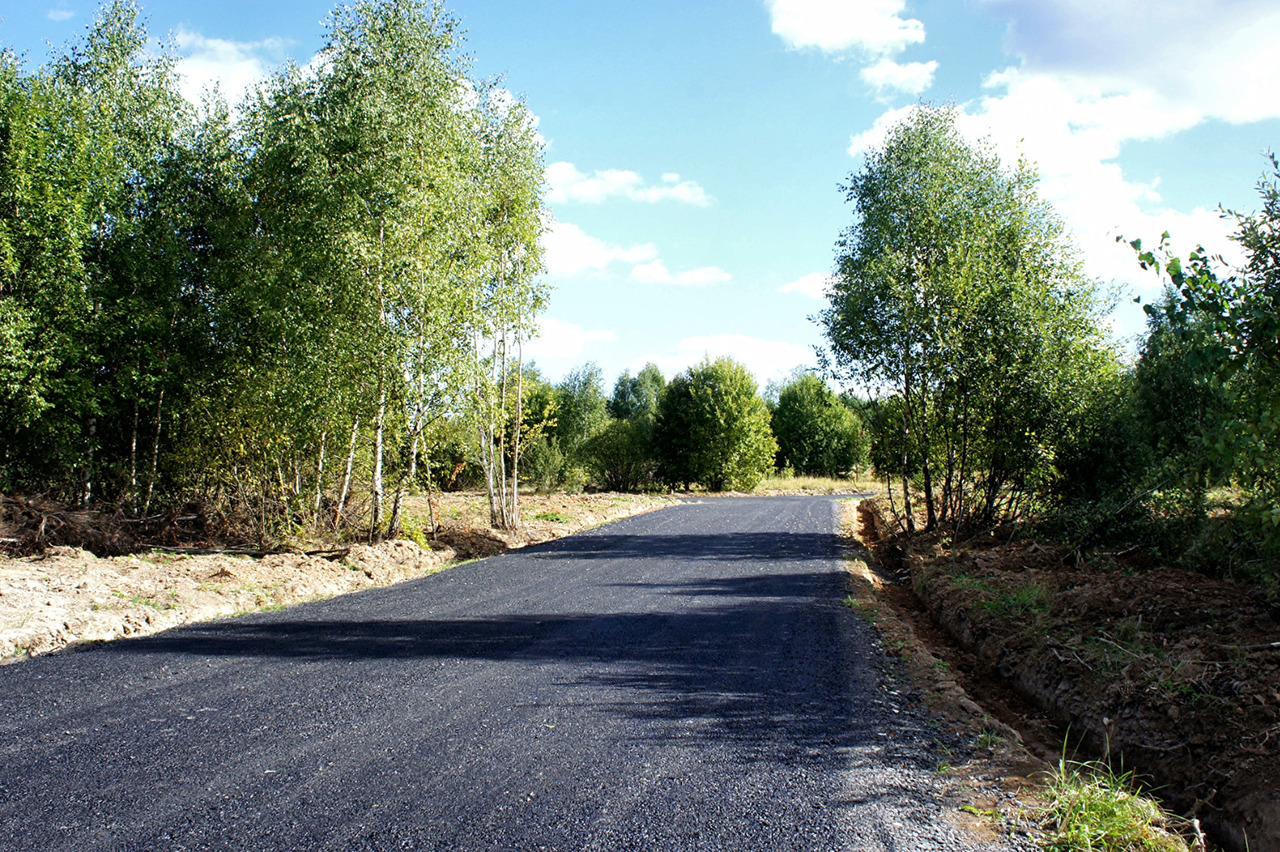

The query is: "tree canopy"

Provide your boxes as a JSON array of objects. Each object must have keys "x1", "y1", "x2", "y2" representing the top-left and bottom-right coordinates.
[
  {"x1": 821, "y1": 106, "x2": 1114, "y2": 532},
  {"x1": 771, "y1": 373, "x2": 868, "y2": 478},
  {"x1": 654, "y1": 357, "x2": 777, "y2": 492},
  {"x1": 0, "y1": 0, "x2": 547, "y2": 538}
]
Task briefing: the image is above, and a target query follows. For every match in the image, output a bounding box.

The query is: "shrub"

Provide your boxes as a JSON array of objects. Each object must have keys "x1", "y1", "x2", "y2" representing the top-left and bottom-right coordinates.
[{"x1": 654, "y1": 357, "x2": 777, "y2": 492}]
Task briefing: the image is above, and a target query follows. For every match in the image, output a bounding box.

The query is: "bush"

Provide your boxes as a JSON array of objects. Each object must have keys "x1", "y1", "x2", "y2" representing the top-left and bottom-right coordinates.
[
  {"x1": 521, "y1": 435, "x2": 569, "y2": 493},
  {"x1": 583, "y1": 419, "x2": 652, "y2": 492},
  {"x1": 772, "y1": 373, "x2": 869, "y2": 477},
  {"x1": 653, "y1": 357, "x2": 777, "y2": 492}
]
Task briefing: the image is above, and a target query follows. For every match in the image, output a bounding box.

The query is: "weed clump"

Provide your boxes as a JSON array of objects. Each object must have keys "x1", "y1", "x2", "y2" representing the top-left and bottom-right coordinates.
[{"x1": 1041, "y1": 758, "x2": 1196, "y2": 852}]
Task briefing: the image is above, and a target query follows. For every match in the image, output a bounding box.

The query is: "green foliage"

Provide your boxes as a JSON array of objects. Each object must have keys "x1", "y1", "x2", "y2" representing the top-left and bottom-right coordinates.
[
  {"x1": 0, "y1": 1, "x2": 201, "y2": 503},
  {"x1": 521, "y1": 435, "x2": 571, "y2": 493},
  {"x1": 0, "y1": 0, "x2": 547, "y2": 542},
  {"x1": 771, "y1": 372, "x2": 869, "y2": 477},
  {"x1": 583, "y1": 418, "x2": 652, "y2": 492},
  {"x1": 608, "y1": 363, "x2": 665, "y2": 422},
  {"x1": 532, "y1": 510, "x2": 573, "y2": 523},
  {"x1": 653, "y1": 357, "x2": 777, "y2": 492},
  {"x1": 549, "y1": 362, "x2": 608, "y2": 466},
  {"x1": 1065, "y1": 156, "x2": 1280, "y2": 579},
  {"x1": 1041, "y1": 758, "x2": 1192, "y2": 852},
  {"x1": 821, "y1": 105, "x2": 1115, "y2": 532}
]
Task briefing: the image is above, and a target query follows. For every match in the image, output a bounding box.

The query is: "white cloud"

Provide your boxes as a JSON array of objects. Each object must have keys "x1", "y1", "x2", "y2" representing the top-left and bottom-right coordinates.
[
  {"x1": 46, "y1": 9, "x2": 74, "y2": 21},
  {"x1": 779, "y1": 272, "x2": 831, "y2": 300},
  {"x1": 951, "y1": 70, "x2": 1245, "y2": 291},
  {"x1": 173, "y1": 27, "x2": 290, "y2": 108},
  {"x1": 860, "y1": 58, "x2": 938, "y2": 97},
  {"x1": 543, "y1": 222, "x2": 657, "y2": 278},
  {"x1": 646, "y1": 334, "x2": 816, "y2": 386},
  {"x1": 965, "y1": 0, "x2": 1280, "y2": 285},
  {"x1": 766, "y1": 0, "x2": 925, "y2": 56},
  {"x1": 630, "y1": 261, "x2": 732, "y2": 287},
  {"x1": 766, "y1": 1, "x2": 938, "y2": 101},
  {"x1": 847, "y1": 103, "x2": 918, "y2": 157},
  {"x1": 525, "y1": 317, "x2": 616, "y2": 362},
  {"x1": 844, "y1": 1, "x2": 1274, "y2": 330},
  {"x1": 545, "y1": 162, "x2": 712, "y2": 206},
  {"x1": 544, "y1": 221, "x2": 730, "y2": 286},
  {"x1": 981, "y1": 0, "x2": 1280, "y2": 125}
]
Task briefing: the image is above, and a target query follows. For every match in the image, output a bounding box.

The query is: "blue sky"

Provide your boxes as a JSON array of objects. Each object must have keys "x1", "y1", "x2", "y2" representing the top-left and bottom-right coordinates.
[{"x1": 5, "y1": 0, "x2": 1280, "y2": 389}]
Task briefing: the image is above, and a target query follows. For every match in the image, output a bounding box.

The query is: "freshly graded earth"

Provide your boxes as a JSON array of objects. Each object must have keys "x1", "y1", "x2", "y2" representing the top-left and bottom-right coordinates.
[
  {"x1": 0, "y1": 492, "x2": 671, "y2": 660},
  {"x1": 0, "y1": 496, "x2": 1029, "y2": 851}
]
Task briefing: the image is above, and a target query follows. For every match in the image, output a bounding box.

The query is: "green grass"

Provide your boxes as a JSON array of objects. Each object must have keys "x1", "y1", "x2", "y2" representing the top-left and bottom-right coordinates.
[
  {"x1": 974, "y1": 727, "x2": 1004, "y2": 749},
  {"x1": 532, "y1": 511, "x2": 574, "y2": 523},
  {"x1": 950, "y1": 574, "x2": 998, "y2": 594},
  {"x1": 110, "y1": 590, "x2": 177, "y2": 611},
  {"x1": 981, "y1": 583, "x2": 1050, "y2": 616},
  {"x1": 1041, "y1": 758, "x2": 1193, "y2": 852},
  {"x1": 944, "y1": 573, "x2": 1050, "y2": 617}
]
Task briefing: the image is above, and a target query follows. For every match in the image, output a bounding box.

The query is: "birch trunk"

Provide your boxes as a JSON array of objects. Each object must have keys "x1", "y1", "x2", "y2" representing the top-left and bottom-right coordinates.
[
  {"x1": 336, "y1": 414, "x2": 360, "y2": 528},
  {"x1": 143, "y1": 388, "x2": 164, "y2": 517}
]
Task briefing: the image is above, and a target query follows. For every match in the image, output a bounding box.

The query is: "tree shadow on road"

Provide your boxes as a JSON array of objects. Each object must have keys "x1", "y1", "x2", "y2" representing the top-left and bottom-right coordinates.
[
  {"x1": 95, "y1": 565, "x2": 925, "y2": 770},
  {"x1": 532, "y1": 530, "x2": 850, "y2": 563}
]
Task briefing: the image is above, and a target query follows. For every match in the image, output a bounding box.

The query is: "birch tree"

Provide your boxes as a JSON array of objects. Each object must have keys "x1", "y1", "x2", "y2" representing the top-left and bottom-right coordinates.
[
  {"x1": 467, "y1": 90, "x2": 548, "y2": 530},
  {"x1": 822, "y1": 106, "x2": 1112, "y2": 533}
]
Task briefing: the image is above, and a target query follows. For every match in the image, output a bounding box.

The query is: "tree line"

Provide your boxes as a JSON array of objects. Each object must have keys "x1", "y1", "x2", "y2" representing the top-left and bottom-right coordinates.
[
  {"x1": 0, "y1": 0, "x2": 873, "y2": 543},
  {"x1": 11, "y1": 4, "x2": 1270, "y2": 578},
  {"x1": 1, "y1": 0, "x2": 545, "y2": 538},
  {"x1": 443, "y1": 357, "x2": 870, "y2": 497},
  {"x1": 821, "y1": 105, "x2": 1280, "y2": 583}
]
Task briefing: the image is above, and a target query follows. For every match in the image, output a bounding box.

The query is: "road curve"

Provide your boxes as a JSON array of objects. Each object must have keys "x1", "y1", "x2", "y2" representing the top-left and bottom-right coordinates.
[{"x1": 0, "y1": 496, "x2": 1013, "y2": 851}]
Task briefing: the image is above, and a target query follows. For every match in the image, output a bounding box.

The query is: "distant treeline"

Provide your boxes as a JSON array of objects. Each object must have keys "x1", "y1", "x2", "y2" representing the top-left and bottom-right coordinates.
[{"x1": 474, "y1": 359, "x2": 868, "y2": 498}]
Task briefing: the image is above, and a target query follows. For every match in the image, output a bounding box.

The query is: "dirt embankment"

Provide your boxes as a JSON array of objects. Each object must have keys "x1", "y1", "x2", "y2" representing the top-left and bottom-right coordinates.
[
  {"x1": 855, "y1": 498, "x2": 1280, "y2": 852},
  {"x1": 0, "y1": 492, "x2": 672, "y2": 661}
]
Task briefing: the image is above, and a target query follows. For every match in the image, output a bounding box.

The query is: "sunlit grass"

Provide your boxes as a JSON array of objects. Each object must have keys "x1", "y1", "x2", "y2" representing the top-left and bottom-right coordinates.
[
  {"x1": 756, "y1": 473, "x2": 884, "y2": 494},
  {"x1": 1041, "y1": 758, "x2": 1194, "y2": 852}
]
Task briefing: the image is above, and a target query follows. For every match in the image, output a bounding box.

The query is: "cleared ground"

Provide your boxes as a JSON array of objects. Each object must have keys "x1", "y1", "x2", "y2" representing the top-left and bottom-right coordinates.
[{"x1": 0, "y1": 492, "x2": 671, "y2": 659}]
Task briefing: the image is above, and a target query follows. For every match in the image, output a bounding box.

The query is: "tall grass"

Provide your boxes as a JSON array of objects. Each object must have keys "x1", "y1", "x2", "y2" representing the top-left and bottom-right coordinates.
[{"x1": 1041, "y1": 757, "x2": 1197, "y2": 852}]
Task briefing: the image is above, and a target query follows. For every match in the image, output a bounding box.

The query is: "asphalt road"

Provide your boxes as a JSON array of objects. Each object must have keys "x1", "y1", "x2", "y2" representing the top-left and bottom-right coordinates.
[{"x1": 0, "y1": 496, "x2": 1016, "y2": 851}]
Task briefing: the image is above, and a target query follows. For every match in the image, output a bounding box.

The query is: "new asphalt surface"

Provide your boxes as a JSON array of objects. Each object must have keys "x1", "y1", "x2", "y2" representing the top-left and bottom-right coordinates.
[{"x1": 0, "y1": 496, "x2": 1020, "y2": 851}]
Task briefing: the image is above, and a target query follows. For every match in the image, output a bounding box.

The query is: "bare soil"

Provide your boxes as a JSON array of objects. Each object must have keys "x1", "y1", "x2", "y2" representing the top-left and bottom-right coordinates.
[
  {"x1": 0, "y1": 491, "x2": 672, "y2": 661},
  {"x1": 852, "y1": 498, "x2": 1280, "y2": 852},
  {"x1": 840, "y1": 499, "x2": 1055, "y2": 847}
]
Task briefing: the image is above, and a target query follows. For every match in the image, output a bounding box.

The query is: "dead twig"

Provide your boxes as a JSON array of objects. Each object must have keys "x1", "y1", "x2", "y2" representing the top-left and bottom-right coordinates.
[
  {"x1": 1214, "y1": 641, "x2": 1280, "y2": 652},
  {"x1": 1095, "y1": 635, "x2": 1151, "y2": 661}
]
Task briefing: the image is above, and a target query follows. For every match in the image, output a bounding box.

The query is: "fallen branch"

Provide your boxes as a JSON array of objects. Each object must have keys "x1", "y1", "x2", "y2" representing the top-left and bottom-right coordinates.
[{"x1": 147, "y1": 545, "x2": 350, "y2": 560}]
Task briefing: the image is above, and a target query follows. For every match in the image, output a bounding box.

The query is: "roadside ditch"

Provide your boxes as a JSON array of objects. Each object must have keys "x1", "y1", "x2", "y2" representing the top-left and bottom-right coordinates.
[{"x1": 845, "y1": 497, "x2": 1280, "y2": 852}]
